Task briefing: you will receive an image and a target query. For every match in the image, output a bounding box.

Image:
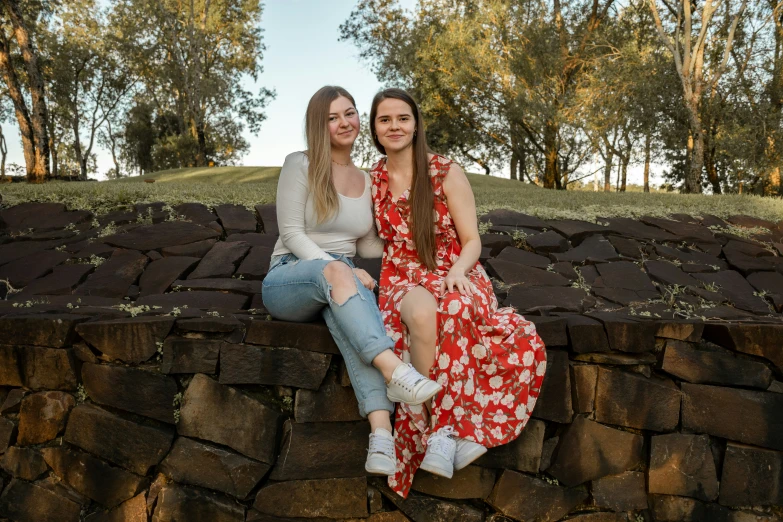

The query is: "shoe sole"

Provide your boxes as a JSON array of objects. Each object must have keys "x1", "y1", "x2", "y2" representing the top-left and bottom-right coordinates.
[
  {"x1": 387, "y1": 383, "x2": 443, "y2": 406},
  {"x1": 454, "y1": 445, "x2": 488, "y2": 471},
  {"x1": 365, "y1": 465, "x2": 396, "y2": 476},
  {"x1": 419, "y1": 460, "x2": 453, "y2": 479}
]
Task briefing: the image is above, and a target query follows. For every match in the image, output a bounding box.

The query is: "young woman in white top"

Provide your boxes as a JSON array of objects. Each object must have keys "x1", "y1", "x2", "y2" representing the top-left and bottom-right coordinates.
[{"x1": 261, "y1": 86, "x2": 442, "y2": 475}]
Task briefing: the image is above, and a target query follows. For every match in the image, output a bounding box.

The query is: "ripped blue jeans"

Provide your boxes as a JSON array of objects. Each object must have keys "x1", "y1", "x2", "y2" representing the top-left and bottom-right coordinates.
[{"x1": 261, "y1": 252, "x2": 394, "y2": 417}]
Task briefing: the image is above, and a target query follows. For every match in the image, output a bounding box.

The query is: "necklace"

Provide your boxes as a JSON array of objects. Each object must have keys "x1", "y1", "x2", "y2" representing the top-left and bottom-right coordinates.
[{"x1": 332, "y1": 158, "x2": 353, "y2": 167}]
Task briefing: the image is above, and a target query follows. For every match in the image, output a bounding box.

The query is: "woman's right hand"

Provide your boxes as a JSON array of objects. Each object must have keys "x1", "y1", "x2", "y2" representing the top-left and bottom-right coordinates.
[{"x1": 353, "y1": 268, "x2": 376, "y2": 291}]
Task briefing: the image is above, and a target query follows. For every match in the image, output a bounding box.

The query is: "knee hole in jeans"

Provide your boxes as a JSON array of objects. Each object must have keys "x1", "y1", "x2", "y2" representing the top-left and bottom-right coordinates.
[{"x1": 322, "y1": 260, "x2": 358, "y2": 305}]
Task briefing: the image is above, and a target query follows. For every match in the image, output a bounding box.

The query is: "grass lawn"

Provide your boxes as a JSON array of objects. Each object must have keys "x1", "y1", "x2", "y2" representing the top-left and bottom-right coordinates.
[{"x1": 1, "y1": 166, "x2": 782, "y2": 223}]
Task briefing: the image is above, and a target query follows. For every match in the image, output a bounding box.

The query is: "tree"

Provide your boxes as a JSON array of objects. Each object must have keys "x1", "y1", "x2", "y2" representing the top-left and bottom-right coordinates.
[
  {"x1": 111, "y1": 0, "x2": 274, "y2": 169},
  {"x1": 0, "y1": 0, "x2": 52, "y2": 182},
  {"x1": 648, "y1": 0, "x2": 749, "y2": 193}
]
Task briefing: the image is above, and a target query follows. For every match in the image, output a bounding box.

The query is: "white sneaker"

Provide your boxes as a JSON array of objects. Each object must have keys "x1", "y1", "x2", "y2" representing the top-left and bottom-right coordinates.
[
  {"x1": 386, "y1": 363, "x2": 442, "y2": 405},
  {"x1": 420, "y1": 426, "x2": 457, "y2": 478},
  {"x1": 454, "y1": 437, "x2": 487, "y2": 470},
  {"x1": 365, "y1": 428, "x2": 396, "y2": 476}
]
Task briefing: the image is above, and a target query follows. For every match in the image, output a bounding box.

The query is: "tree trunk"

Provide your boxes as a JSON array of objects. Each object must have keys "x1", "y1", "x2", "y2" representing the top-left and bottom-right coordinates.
[
  {"x1": 0, "y1": 127, "x2": 6, "y2": 180},
  {"x1": 107, "y1": 119, "x2": 120, "y2": 178},
  {"x1": 685, "y1": 130, "x2": 694, "y2": 190},
  {"x1": 620, "y1": 156, "x2": 628, "y2": 192},
  {"x1": 543, "y1": 120, "x2": 558, "y2": 189},
  {"x1": 3, "y1": 0, "x2": 50, "y2": 181},
  {"x1": 510, "y1": 151, "x2": 518, "y2": 181},
  {"x1": 603, "y1": 150, "x2": 613, "y2": 192},
  {"x1": 643, "y1": 133, "x2": 651, "y2": 193},
  {"x1": 689, "y1": 124, "x2": 705, "y2": 193},
  {"x1": 0, "y1": 33, "x2": 37, "y2": 181}
]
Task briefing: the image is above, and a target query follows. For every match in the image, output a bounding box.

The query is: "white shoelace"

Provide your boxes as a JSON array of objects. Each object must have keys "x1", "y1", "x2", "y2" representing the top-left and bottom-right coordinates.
[
  {"x1": 394, "y1": 364, "x2": 425, "y2": 392},
  {"x1": 426, "y1": 426, "x2": 457, "y2": 454},
  {"x1": 368, "y1": 432, "x2": 395, "y2": 458}
]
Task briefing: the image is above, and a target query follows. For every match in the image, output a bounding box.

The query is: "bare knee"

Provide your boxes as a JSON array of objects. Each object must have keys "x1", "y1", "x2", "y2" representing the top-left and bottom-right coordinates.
[{"x1": 323, "y1": 261, "x2": 357, "y2": 298}]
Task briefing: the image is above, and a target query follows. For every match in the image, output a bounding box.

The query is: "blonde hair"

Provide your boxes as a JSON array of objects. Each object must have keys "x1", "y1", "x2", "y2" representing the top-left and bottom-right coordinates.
[{"x1": 305, "y1": 86, "x2": 357, "y2": 223}]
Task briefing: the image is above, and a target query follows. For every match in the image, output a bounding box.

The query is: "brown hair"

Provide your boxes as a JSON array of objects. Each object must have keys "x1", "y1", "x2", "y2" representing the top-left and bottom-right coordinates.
[
  {"x1": 370, "y1": 88, "x2": 436, "y2": 270},
  {"x1": 305, "y1": 85, "x2": 357, "y2": 223}
]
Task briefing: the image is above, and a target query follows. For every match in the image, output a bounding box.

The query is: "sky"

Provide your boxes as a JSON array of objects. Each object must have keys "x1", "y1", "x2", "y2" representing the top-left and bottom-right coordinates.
[{"x1": 3, "y1": 0, "x2": 661, "y2": 186}]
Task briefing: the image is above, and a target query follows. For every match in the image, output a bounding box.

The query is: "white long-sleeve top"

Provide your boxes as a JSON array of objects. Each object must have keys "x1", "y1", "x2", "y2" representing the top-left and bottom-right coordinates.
[{"x1": 272, "y1": 151, "x2": 384, "y2": 260}]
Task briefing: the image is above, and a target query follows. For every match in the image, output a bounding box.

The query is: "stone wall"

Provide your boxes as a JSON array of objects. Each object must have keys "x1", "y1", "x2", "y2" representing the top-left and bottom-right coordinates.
[{"x1": 0, "y1": 201, "x2": 782, "y2": 522}]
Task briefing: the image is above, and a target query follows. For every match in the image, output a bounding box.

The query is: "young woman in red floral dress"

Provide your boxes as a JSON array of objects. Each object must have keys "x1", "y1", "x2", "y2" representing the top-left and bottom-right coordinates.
[{"x1": 369, "y1": 88, "x2": 548, "y2": 498}]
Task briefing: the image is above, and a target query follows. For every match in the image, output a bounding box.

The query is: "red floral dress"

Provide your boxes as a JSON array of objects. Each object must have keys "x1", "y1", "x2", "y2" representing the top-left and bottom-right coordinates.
[{"x1": 371, "y1": 155, "x2": 547, "y2": 497}]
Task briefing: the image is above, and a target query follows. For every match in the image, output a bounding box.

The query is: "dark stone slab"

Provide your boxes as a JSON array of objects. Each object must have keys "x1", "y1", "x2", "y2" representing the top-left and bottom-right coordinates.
[
  {"x1": 481, "y1": 234, "x2": 514, "y2": 257},
  {"x1": 529, "y1": 316, "x2": 568, "y2": 346},
  {"x1": 573, "y1": 351, "x2": 656, "y2": 365},
  {"x1": 655, "y1": 243, "x2": 727, "y2": 269},
  {"x1": 216, "y1": 204, "x2": 258, "y2": 234},
  {"x1": 486, "y1": 258, "x2": 569, "y2": 286},
  {"x1": 17, "y1": 263, "x2": 94, "y2": 296},
  {"x1": 703, "y1": 323, "x2": 783, "y2": 372},
  {"x1": 76, "y1": 317, "x2": 175, "y2": 364},
  {"x1": 1, "y1": 388, "x2": 26, "y2": 413},
  {"x1": 161, "y1": 238, "x2": 217, "y2": 257},
  {"x1": 294, "y1": 376, "x2": 362, "y2": 422},
  {"x1": 74, "y1": 249, "x2": 148, "y2": 298},
  {"x1": 645, "y1": 260, "x2": 698, "y2": 287},
  {"x1": 220, "y1": 343, "x2": 330, "y2": 390},
  {"x1": 177, "y1": 374, "x2": 280, "y2": 463},
  {"x1": 136, "y1": 290, "x2": 249, "y2": 310},
  {"x1": 604, "y1": 217, "x2": 678, "y2": 242},
  {"x1": 188, "y1": 241, "x2": 250, "y2": 279},
  {"x1": 255, "y1": 204, "x2": 279, "y2": 235},
  {"x1": 0, "y1": 417, "x2": 15, "y2": 452},
  {"x1": 0, "y1": 478, "x2": 81, "y2": 522},
  {"x1": 656, "y1": 320, "x2": 703, "y2": 341},
  {"x1": 640, "y1": 216, "x2": 717, "y2": 243},
  {"x1": 177, "y1": 316, "x2": 244, "y2": 332},
  {"x1": 586, "y1": 312, "x2": 658, "y2": 353},
  {"x1": 551, "y1": 261, "x2": 578, "y2": 280},
  {"x1": 594, "y1": 261, "x2": 657, "y2": 292},
  {"x1": 475, "y1": 418, "x2": 545, "y2": 473},
  {"x1": 649, "y1": 433, "x2": 719, "y2": 501},
  {"x1": 682, "y1": 383, "x2": 783, "y2": 451},
  {"x1": 0, "y1": 312, "x2": 89, "y2": 347},
  {"x1": 747, "y1": 271, "x2": 783, "y2": 311},
  {"x1": 693, "y1": 270, "x2": 770, "y2": 314},
  {"x1": 547, "y1": 219, "x2": 608, "y2": 245},
  {"x1": 1, "y1": 446, "x2": 48, "y2": 480},
  {"x1": 18, "y1": 391, "x2": 76, "y2": 445},
  {"x1": 245, "y1": 319, "x2": 339, "y2": 354},
  {"x1": 487, "y1": 470, "x2": 588, "y2": 522},
  {"x1": 592, "y1": 287, "x2": 658, "y2": 306},
  {"x1": 103, "y1": 221, "x2": 219, "y2": 251},
  {"x1": 152, "y1": 485, "x2": 245, "y2": 522},
  {"x1": 650, "y1": 494, "x2": 740, "y2": 522},
  {"x1": 495, "y1": 246, "x2": 550, "y2": 268},
  {"x1": 254, "y1": 477, "x2": 366, "y2": 519},
  {"x1": 82, "y1": 363, "x2": 177, "y2": 423},
  {"x1": 139, "y1": 256, "x2": 200, "y2": 296},
  {"x1": 532, "y1": 350, "x2": 573, "y2": 424},
  {"x1": 594, "y1": 367, "x2": 680, "y2": 431},
  {"x1": 173, "y1": 277, "x2": 263, "y2": 295},
  {"x1": 591, "y1": 471, "x2": 648, "y2": 512},
  {"x1": 225, "y1": 233, "x2": 279, "y2": 248},
  {"x1": 64, "y1": 403, "x2": 174, "y2": 475},
  {"x1": 159, "y1": 437, "x2": 269, "y2": 499},
  {"x1": 172, "y1": 202, "x2": 216, "y2": 224},
  {"x1": 719, "y1": 442, "x2": 783, "y2": 507},
  {"x1": 506, "y1": 286, "x2": 591, "y2": 313},
  {"x1": 0, "y1": 202, "x2": 66, "y2": 229},
  {"x1": 527, "y1": 230, "x2": 570, "y2": 253},
  {"x1": 548, "y1": 416, "x2": 643, "y2": 487},
  {"x1": 0, "y1": 249, "x2": 70, "y2": 287},
  {"x1": 236, "y1": 246, "x2": 273, "y2": 280},
  {"x1": 42, "y1": 445, "x2": 146, "y2": 509},
  {"x1": 161, "y1": 337, "x2": 221, "y2": 374},
  {"x1": 551, "y1": 235, "x2": 620, "y2": 263},
  {"x1": 481, "y1": 209, "x2": 548, "y2": 229},
  {"x1": 607, "y1": 235, "x2": 645, "y2": 259},
  {"x1": 84, "y1": 492, "x2": 147, "y2": 522},
  {"x1": 270, "y1": 420, "x2": 369, "y2": 480},
  {"x1": 724, "y1": 239, "x2": 772, "y2": 258},
  {"x1": 411, "y1": 465, "x2": 496, "y2": 499},
  {"x1": 725, "y1": 249, "x2": 783, "y2": 274},
  {"x1": 662, "y1": 339, "x2": 772, "y2": 388},
  {"x1": 18, "y1": 345, "x2": 79, "y2": 391},
  {"x1": 376, "y1": 480, "x2": 485, "y2": 522},
  {"x1": 566, "y1": 315, "x2": 610, "y2": 353},
  {"x1": 570, "y1": 364, "x2": 598, "y2": 414}
]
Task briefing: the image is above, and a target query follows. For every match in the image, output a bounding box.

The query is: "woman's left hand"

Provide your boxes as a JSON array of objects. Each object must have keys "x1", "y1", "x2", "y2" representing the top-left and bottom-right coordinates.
[{"x1": 440, "y1": 267, "x2": 475, "y2": 296}]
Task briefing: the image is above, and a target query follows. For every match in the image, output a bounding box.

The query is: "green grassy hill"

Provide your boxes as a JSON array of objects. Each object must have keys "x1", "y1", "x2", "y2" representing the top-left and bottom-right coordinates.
[{"x1": 2, "y1": 166, "x2": 782, "y2": 222}]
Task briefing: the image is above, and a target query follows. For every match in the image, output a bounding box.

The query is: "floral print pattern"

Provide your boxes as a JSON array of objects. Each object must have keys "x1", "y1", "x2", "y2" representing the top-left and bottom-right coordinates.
[{"x1": 371, "y1": 154, "x2": 548, "y2": 497}]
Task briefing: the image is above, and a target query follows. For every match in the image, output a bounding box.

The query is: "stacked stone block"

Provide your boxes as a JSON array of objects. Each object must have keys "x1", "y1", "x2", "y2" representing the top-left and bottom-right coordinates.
[{"x1": 0, "y1": 202, "x2": 781, "y2": 521}]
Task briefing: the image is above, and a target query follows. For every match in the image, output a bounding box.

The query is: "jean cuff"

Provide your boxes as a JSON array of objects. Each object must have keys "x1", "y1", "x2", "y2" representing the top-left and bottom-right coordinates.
[
  {"x1": 359, "y1": 393, "x2": 395, "y2": 418},
  {"x1": 359, "y1": 340, "x2": 395, "y2": 366}
]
